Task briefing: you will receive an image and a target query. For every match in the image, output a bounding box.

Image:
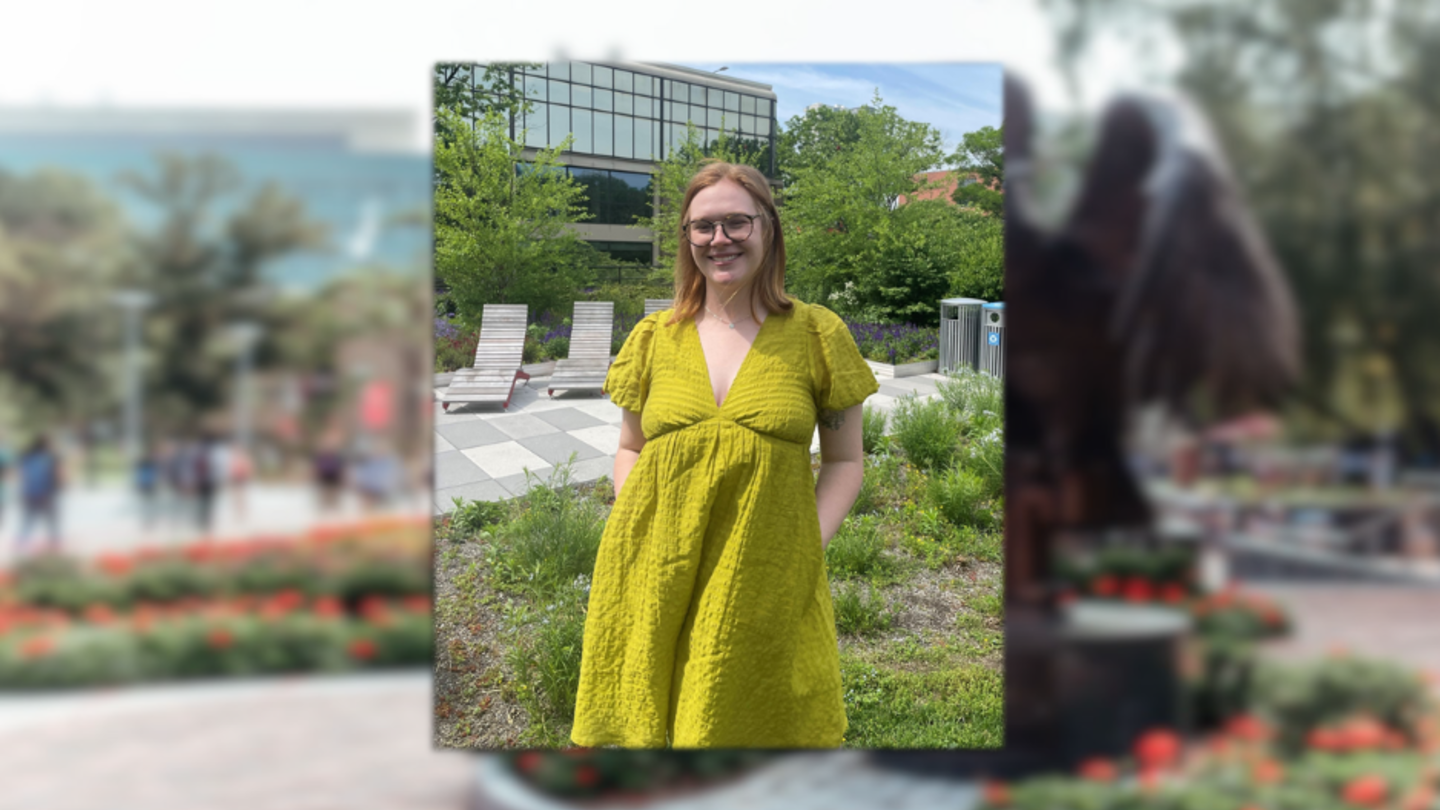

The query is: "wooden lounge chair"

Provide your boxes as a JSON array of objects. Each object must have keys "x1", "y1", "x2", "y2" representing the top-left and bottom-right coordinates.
[
  {"x1": 548, "y1": 301, "x2": 614, "y2": 398},
  {"x1": 439, "y1": 304, "x2": 529, "y2": 411},
  {"x1": 644, "y1": 298, "x2": 673, "y2": 317}
]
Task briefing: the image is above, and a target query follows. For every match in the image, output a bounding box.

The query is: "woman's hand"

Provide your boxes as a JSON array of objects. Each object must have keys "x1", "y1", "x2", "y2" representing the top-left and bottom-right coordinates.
[{"x1": 815, "y1": 403, "x2": 865, "y2": 548}]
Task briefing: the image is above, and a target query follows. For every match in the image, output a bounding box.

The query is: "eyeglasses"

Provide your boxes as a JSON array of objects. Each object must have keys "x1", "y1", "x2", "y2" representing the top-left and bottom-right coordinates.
[{"x1": 682, "y1": 214, "x2": 763, "y2": 246}]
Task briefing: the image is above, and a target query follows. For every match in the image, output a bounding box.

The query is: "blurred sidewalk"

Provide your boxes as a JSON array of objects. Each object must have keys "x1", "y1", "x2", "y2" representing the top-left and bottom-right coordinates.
[
  {"x1": 0, "y1": 484, "x2": 433, "y2": 568},
  {"x1": 0, "y1": 670, "x2": 476, "y2": 810}
]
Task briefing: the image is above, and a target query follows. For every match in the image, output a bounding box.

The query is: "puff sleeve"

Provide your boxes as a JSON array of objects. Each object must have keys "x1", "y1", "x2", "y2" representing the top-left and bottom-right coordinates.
[
  {"x1": 603, "y1": 313, "x2": 660, "y2": 413},
  {"x1": 808, "y1": 304, "x2": 879, "y2": 413}
]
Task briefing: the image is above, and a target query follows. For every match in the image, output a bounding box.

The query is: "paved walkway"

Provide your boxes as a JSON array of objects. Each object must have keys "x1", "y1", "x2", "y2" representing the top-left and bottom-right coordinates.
[
  {"x1": 0, "y1": 671, "x2": 477, "y2": 810},
  {"x1": 432, "y1": 368, "x2": 947, "y2": 514}
]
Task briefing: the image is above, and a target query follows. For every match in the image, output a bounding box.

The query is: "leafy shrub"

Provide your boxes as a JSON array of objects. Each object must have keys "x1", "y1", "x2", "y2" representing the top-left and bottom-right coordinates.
[
  {"x1": 1253, "y1": 655, "x2": 1432, "y2": 756},
  {"x1": 540, "y1": 335, "x2": 570, "y2": 361},
  {"x1": 852, "y1": 462, "x2": 881, "y2": 516},
  {"x1": 826, "y1": 517, "x2": 891, "y2": 581},
  {"x1": 832, "y1": 581, "x2": 896, "y2": 636},
  {"x1": 964, "y1": 424, "x2": 1005, "y2": 501},
  {"x1": 937, "y1": 366, "x2": 1003, "y2": 431},
  {"x1": 861, "y1": 405, "x2": 888, "y2": 455},
  {"x1": 505, "y1": 585, "x2": 588, "y2": 730},
  {"x1": 890, "y1": 395, "x2": 962, "y2": 473},
  {"x1": 928, "y1": 467, "x2": 995, "y2": 529},
  {"x1": 580, "y1": 282, "x2": 671, "y2": 321},
  {"x1": 448, "y1": 498, "x2": 509, "y2": 536},
  {"x1": 489, "y1": 463, "x2": 606, "y2": 596}
]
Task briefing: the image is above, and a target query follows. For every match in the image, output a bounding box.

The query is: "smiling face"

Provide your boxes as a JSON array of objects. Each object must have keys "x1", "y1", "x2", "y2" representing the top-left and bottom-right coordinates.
[{"x1": 685, "y1": 178, "x2": 766, "y2": 293}]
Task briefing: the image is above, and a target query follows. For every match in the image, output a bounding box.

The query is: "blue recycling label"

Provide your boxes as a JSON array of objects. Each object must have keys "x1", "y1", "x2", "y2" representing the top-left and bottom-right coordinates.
[{"x1": 987, "y1": 332, "x2": 1000, "y2": 346}]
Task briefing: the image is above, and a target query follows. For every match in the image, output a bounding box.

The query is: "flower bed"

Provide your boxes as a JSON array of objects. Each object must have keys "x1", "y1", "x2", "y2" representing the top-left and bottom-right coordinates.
[
  {"x1": 846, "y1": 322, "x2": 940, "y2": 366},
  {"x1": 0, "y1": 517, "x2": 433, "y2": 688},
  {"x1": 980, "y1": 653, "x2": 1439, "y2": 809}
]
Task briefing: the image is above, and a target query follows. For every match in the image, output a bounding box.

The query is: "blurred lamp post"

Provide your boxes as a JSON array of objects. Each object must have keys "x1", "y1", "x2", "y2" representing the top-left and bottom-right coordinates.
[
  {"x1": 228, "y1": 321, "x2": 265, "y2": 453},
  {"x1": 110, "y1": 290, "x2": 154, "y2": 464}
]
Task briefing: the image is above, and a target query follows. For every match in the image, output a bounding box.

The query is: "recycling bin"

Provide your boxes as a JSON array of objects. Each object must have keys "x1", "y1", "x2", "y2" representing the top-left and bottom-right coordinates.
[{"x1": 980, "y1": 301, "x2": 1005, "y2": 379}]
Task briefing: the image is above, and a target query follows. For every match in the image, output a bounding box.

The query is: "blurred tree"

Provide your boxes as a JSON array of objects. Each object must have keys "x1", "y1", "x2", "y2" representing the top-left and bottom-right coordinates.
[
  {"x1": 950, "y1": 125, "x2": 1005, "y2": 217},
  {"x1": 1043, "y1": 0, "x2": 1440, "y2": 447},
  {"x1": 433, "y1": 107, "x2": 595, "y2": 325},
  {"x1": 119, "y1": 153, "x2": 328, "y2": 430},
  {"x1": 633, "y1": 122, "x2": 767, "y2": 283},
  {"x1": 0, "y1": 168, "x2": 129, "y2": 427}
]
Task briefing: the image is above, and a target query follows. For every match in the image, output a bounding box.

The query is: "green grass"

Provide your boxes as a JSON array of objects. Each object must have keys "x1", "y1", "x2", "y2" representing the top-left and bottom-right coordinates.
[
  {"x1": 826, "y1": 516, "x2": 898, "y2": 583},
  {"x1": 832, "y1": 582, "x2": 897, "y2": 637},
  {"x1": 927, "y1": 466, "x2": 996, "y2": 530},
  {"x1": 971, "y1": 591, "x2": 1004, "y2": 620},
  {"x1": 840, "y1": 653, "x2": 1004, "y2": 748},
  {"x1": 502, "y1": 585, "x2": 588, "y2": 746},
  {"x1": 434, "y1": 407, "x2": 1006, "y2": 751}
]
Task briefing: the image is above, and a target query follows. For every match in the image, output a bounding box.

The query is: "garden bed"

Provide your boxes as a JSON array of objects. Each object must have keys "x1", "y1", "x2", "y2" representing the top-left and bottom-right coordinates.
[
  {"x1": 0, "y1": 517, "x2": 433, "y2": 688},
  {"x1": 432, "y1": 368, "x2": 1008, "y2": 757}
]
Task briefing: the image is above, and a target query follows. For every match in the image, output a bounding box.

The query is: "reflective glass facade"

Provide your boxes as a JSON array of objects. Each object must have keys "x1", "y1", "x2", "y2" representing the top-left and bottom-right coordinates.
[
  {"x1": 506, "y1": 62, "x2": 777, "y2": 175},
  {"x1": 468, "y1": 62, "x2": 779, "y2": 265}
]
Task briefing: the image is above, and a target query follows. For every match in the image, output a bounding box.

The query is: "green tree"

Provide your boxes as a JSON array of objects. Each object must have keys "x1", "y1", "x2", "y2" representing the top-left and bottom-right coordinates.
[
  {"x1": 950, "y1": 125, "x2": 1004, "y2": 218},
  {"x1": 433, "y1": 62, "x2": 536, "y2": 134},
  {"x1": 775, "y1": 103, "x2": 863, "y2": 186},
  {"x1": 780, "y1": 91, "x2": 950, "y2": 321},
  {"x1": 633, "y1": 122, "x2": 767, "y2": 281},
  {"x1": 433, "y1": 107, "x2": 595, "y2": 326}
]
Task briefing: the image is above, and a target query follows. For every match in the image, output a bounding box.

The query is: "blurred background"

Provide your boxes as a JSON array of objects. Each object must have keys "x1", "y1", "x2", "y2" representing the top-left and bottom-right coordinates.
[{"x1": 6, "y1": 0, "x2": 1440, "y2": 808}]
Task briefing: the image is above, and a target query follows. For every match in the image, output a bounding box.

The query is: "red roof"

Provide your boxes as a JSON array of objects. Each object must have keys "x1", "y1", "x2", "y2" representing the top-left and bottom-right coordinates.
[{"x1": 897, "y1": 169, "x2": 1001, "y2": 207}]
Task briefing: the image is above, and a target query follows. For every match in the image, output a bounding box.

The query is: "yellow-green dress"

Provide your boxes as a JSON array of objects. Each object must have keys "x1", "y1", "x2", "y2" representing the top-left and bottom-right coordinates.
[{"x1": 571, "y1": 299, "x2": 879, "y2": 748}]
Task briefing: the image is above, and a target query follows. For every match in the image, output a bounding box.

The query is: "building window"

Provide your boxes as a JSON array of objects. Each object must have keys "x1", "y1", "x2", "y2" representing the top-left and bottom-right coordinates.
[{"x1": 588, "y1": 241, "x2": 654, "y2": 265}]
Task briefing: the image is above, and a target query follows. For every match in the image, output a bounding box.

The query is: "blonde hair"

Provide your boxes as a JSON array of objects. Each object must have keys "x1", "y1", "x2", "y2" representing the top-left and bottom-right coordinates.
[{"x1": 670, "y1": 161, "x2": 791, "y2": 325}]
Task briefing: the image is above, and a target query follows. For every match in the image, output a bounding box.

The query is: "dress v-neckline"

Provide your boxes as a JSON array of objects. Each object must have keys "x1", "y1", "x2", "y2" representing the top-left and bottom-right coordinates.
[{"x1": 692, "y1": 312, "x2": 773, "y2": 411}]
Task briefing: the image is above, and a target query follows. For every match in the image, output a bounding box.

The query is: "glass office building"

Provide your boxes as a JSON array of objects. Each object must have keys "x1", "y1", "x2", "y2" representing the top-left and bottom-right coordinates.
[{"x1": 466, "y1": 61, "x2": 779, "y2": 265}]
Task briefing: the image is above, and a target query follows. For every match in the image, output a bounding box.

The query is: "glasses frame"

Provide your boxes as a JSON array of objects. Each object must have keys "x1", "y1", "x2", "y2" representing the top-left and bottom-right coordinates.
[{"x1": 682, "y1": 213, "x2": 764, "y2": 247}]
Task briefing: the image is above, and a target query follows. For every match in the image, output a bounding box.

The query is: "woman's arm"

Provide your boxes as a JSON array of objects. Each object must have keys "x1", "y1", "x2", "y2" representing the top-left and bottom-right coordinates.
[
  {"x1": 613, "y1": 408, "x2": 646, "y2": 497},
  {"x1": 815, "y1": 403, "x2": 866, "y2": 548}
]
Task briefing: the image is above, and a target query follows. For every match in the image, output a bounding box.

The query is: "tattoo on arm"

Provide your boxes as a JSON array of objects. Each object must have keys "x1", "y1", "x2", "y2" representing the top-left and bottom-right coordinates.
[{"x1": 818, "y1": 409, "x2": 845, "y2": 431}]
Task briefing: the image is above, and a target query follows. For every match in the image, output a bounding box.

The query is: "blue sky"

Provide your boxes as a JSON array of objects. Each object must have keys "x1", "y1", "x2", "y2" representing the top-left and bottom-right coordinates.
[{"x1": 681, "y1": 62, "x2": 1003, "y2": 158}]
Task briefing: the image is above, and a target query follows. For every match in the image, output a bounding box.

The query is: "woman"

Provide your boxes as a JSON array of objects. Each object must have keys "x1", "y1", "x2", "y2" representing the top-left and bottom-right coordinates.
[{"x1": 572, "y1": 162, "x2": 877, "y2": 748}]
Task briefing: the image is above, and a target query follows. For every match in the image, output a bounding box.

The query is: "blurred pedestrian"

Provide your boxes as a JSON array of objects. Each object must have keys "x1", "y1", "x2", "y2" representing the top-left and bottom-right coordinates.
[
  {"x1": 163, "y1": 437, "x2": 194, "y2": 534},
  {"x1": 0, "y1": 434, "x2": 11, "y2": 528},
  {"x1": 228, "y1": 441, "x2": 254, "y2": 522},
  {"x1": 355, "y1": 443, "x2": 398, "y2": 513},
  {"x1": 193, "y1": 432, "x2": 219, "y2": 535},
  {"x1": 313, "y1": 439, "x2": 346, "y2": 513},
  {"x1": 17, "y1": 436, "x2": 63, "y2": 553},
  {"x1": 134, "y1": 443, "x2": 161, "y2": 531}
]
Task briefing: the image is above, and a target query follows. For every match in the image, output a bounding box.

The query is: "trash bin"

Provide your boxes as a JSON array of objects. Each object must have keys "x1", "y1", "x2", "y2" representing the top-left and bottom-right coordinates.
[
  {"x1": 980, "y1": 302, "x2": 1005, "y2": 379},
  {"x1": 939, "y1": 297, "x2": 987, "y2": 373}
]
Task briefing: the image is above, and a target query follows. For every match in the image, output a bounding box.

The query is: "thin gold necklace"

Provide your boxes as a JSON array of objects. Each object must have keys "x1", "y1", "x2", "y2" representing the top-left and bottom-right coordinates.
[{"x1": 704, "y1": 287, "x2": 748, "y2": 330}]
